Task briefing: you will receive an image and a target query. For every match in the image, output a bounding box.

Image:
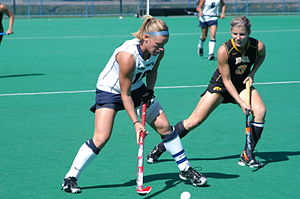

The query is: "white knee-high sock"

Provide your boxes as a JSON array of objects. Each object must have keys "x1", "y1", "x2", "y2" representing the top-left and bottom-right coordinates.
[
  {"x1": 65, "y1": 140, "x2": 98, "y2": 179},
  {"x1": 208, "y1": 40, "x2": 216, "y2": 55},
  {"x1": 163, "y1": 129, "x2": 190, "y2": 171}
]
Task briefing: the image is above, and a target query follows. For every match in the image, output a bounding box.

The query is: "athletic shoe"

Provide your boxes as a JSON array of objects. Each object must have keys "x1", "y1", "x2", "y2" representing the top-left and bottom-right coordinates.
[
  {"x1": 179, "y1": 167, "x2": 207, "y2": 187},
  {"x1": 147, "y1": 144, "x2": 165, "y2": 164},
  {"x1": 208, "y1": 54, "x2": 215, "y2": 60},
  {"x1": 61, "y1": 177, "x2": 81, "y2": 194},
  {"x1": 238, "y1": 151, "x2": 264, "y2": 168},
  {"x1": 197, "y1": 47, "x2": 203, "y2": 56}
]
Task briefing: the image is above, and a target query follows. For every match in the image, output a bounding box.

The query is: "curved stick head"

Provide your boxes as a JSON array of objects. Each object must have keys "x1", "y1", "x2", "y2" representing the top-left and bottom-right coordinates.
[{"x1": 137, "y1": 186, "x2": 152, "y2": 195}]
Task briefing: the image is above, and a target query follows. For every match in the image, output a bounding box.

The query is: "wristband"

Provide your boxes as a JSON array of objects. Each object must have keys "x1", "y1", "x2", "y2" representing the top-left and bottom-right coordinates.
[{"x1": 133, "y1": 121, "x2": 139, "y2": 125}]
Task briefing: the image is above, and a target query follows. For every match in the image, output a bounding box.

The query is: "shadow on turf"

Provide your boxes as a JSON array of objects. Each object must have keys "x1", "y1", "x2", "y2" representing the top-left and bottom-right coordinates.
[
  {"x1": 157, "y1": 150, "x2": 300, "y2": 169},
  {"x1": 80, "y1": 151, "x2": 299, "y2": 195},
  {"x1": 256, "y1": 151, "x2": 300, "y2": 164},
  {"x1": 81, "y1": 173, "x2": 185, "y2": 191},
  {"x1": 0, "y1": 73, "x2": 45, "y2": 78}
]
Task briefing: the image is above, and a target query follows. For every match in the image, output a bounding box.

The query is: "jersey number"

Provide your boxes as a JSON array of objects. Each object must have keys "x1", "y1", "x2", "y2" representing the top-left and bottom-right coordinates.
[{"x1": 235, "y1": 65, "x2": 247, "y2": 75}]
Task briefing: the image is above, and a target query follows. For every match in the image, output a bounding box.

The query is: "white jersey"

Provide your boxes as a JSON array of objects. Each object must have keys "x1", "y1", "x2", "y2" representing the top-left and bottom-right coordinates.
[
  {"x1": 199, "y1": 0, "x2": 221, "y2": 22},
  {"x1": 96, "y1": 38, "x2": 159, "y2": 94}
]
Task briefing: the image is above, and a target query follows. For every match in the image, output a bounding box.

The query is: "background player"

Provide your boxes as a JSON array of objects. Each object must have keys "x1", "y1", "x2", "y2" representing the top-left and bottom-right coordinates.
[
  {"x1": 147, "y1": 16, "x2": 266, "y2": 168},
  {"x1": 61, "y1": 16, "x2": 207, "y2": 194},
  {"x1": 0, "y1": 2, "x2": 14, "y2": 45},
  {"x1": 197, "y1": 0, "x2": 226, "y2": 60}
]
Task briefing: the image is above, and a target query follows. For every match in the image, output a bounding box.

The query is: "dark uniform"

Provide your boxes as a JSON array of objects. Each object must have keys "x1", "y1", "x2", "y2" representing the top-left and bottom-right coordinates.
[
  {"x1": 204, "y1": 37, "x2": 259, "y2": 103},
  {"x1": 0, "y1": 11, "x2": 4, "y2": 44}
]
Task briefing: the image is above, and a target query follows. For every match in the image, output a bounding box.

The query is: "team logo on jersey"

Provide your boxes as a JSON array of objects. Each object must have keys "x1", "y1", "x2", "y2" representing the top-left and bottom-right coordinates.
[
  {"x1": 137, "y1": 61, "x2": 155, "y2": 70},
  {"x1": 235, "y1": 65, "x2": 247, "y2": 75},
  {"x1": 213, "y1": 86, "x2": 222, "y2": 91},
  {"x1": 235, "y1": 56, "x2": 250, "y2": 64}
]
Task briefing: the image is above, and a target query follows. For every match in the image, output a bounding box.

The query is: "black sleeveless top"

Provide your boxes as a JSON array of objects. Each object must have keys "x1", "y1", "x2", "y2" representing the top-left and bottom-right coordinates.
[
  {"x1": 210, "y1": 37, "x2": 259, "y2": 88},
  {"x1": 0, "y1": 6, "x2": 3, "y2": 32}
]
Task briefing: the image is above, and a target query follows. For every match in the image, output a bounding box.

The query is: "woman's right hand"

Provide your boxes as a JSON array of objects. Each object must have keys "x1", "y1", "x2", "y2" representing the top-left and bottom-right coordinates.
[
  {"x1": 134, "y1": 122, "x2": 147, "y2": 144},
  {"x1": 240, "y1": 101, "x2": 251, "y2": 114}
]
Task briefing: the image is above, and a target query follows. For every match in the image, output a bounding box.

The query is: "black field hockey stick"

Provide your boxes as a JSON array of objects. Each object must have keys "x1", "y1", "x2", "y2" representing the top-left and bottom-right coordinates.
[
  {"x1": 245, "y1": 80, "x2": 252, "y2": 154},
  {"x1": 242, "y1": 80, "x2": 265, "y2": 168}
]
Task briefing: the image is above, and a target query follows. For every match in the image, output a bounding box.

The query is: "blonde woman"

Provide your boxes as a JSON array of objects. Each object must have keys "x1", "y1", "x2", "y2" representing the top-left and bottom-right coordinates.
[
  {"x1": 61, "y1": 16, "x2": 207, "y2": 194},
  {"x1": 148, "y1": 16, "x2": 266, "y2": 169}
]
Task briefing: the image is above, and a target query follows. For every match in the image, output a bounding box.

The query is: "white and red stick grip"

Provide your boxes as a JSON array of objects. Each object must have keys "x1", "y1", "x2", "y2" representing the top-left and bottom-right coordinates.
[{"x1": 136, "y1": 103, "x2": 152, "y2": 195}]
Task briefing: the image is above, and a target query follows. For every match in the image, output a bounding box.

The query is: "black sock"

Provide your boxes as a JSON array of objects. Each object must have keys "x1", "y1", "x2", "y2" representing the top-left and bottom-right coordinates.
[
  {"x1": 156, "y1": 121, "x2": 190, "y2": 152},
  {"x1": 251, "y1": 122, "x2": 264, "y2": 149},
  {"x1": 174, "y1": 120, "x2": 190, "y2": 138},
  {"x1": 244, "y1": 131, "x2": 256, "y2": 157}
]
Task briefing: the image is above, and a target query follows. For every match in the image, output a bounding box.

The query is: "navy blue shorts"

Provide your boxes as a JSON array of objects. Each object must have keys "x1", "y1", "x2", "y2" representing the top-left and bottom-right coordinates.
[
  {"x1": 199, "y1": 19, "x2": 218, "y2": 28},
  {"x1": 89, "y1": 84, "x2": 148, "y2": 112}
]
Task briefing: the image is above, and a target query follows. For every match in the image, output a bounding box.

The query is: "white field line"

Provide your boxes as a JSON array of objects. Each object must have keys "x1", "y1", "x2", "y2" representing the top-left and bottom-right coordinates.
[
  {"x1": 6, "y1": 29, "x2": 300, "y2": 40},
  {"x1": 0, "y1": 81, "x2": 299, "y2": 97}
]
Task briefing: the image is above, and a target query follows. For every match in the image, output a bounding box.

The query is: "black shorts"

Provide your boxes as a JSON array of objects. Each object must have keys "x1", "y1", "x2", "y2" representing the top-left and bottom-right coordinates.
[
  {"x1": 89, "y1": 84, "x2": 148, "y2": 112},
  {"x1": 202, "y1": 81, "x2": 254, "y2": 104}
]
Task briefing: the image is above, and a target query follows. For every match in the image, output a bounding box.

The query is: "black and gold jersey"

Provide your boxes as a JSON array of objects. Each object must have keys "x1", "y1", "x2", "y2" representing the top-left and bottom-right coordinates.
[
  {"x1": 0, "y1": 10, "x2": 3, "y2": 32},
  {"x1": 210, "y1": 37, "x2": 259, "y2": 89}
]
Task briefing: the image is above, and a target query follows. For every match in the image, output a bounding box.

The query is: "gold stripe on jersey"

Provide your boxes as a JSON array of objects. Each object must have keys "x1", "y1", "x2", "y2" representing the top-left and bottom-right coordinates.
[
  {"x1": 230, "y1": 38, "x2": 251, "y2": 55},
  {"x1": 216, "y1": 74, "x2": 222, "y2": 81},
  {"x1": 230, "y1": 38, "x2": 242, "y2": 53}
]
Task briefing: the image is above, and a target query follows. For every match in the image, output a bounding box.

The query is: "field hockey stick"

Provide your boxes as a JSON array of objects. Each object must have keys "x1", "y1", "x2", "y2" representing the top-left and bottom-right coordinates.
[
  {"x1": 136, "y1": 103, "x2": 152, "y2": 195},
  {"x1": 184, "y1": 9, "x2": 198, "y2": 16},
  {"x1": 184, "y1": 9, "x2": 220, "y2": 17},
  {"x1": 245, "y1": 80, "x2": 252, "y2": 152},
  {"x1": 0, "y1": 33, "x2": 7, "y2": 35}
]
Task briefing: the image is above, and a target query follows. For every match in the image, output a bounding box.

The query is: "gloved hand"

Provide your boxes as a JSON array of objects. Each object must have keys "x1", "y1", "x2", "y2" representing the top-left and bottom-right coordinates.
[{"x1": 141, "y1": 89, "x2": 154, "y2": 107}]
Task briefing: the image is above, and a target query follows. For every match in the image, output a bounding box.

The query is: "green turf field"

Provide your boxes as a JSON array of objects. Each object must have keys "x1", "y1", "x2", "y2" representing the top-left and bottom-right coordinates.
[{"x1": 1, "y1": 15, "x2": 300, "y2": 199}]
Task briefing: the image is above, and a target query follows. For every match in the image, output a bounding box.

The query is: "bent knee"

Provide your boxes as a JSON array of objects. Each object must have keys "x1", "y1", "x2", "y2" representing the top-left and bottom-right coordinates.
[
  {"x1": 92, "y1": 131, "x2": 111, "y2": 148},
  {"x1": 253, "y1": 106, "x2": 267, "y2": 121},
  {"x1": 156, "y1": 125, "x2": 172, "y2": 136}
]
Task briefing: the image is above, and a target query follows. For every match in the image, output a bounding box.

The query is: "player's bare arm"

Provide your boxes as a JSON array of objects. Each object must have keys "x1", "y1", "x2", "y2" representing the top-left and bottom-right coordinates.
[
  {"x1": 197, "y1": 0, "x2": 205, "y2": 15},
  {"x1": 0, "y1": 4, "x2": 14, "y2": 34},
  {"x1": 220, "y1": 0, "x2": 226, "y2": 18},
  {"x1": 118, "y1": 52, "x2": 145, "y2": 142},
  {"x1": 218, "y1": 45, "x2": 249, "y2": 112},
  {"x1": 247, "y1": 41, "x2": 266, "y2": 84}
]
